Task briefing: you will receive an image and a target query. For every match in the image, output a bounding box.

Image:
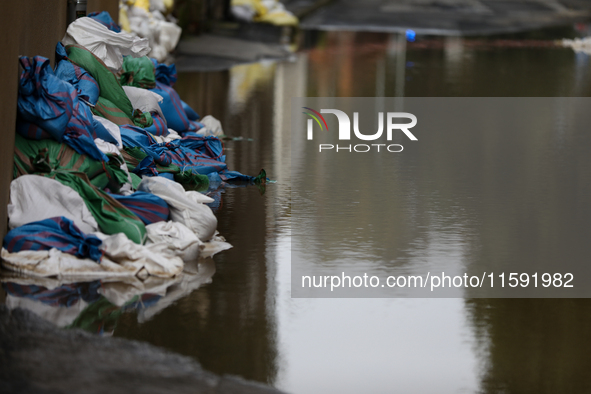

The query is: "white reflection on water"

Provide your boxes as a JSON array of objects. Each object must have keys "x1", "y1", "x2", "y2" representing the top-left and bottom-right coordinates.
[
  {"x1": 274, "y1": 230, "x2": 480, "y2": 393},
  {"x1": 268, "y1": 54, "x2": 480, "y2": 392}
]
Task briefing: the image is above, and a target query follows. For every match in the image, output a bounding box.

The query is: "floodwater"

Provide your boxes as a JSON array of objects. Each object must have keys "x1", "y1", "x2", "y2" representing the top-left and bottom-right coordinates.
[{"x1": 4, "y1": 28, "x2": 591, "y2": 393}]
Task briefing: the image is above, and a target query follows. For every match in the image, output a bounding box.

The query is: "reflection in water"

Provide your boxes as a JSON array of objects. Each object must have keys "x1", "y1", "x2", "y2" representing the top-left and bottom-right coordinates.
[
  {"x1": 2, "y1": 258, "x2": 215, "y2": 335},
  {"x1": 467, "y1": 299, "x2": 591, "y2": 393},
  {"x1": 3, "y1": 28, "x2": 591, "y2": 393}
]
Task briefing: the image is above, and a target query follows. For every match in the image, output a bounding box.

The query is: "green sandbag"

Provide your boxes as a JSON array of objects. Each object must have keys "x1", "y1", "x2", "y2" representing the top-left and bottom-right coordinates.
[
  {"x1": 91, "y1": 154, "x2": 131, "y2": 192},
  {"x1": 14, "y1": 134, "x2": 128, "y2": 192},
  {"x1": 67, "y1": 296, "x2": 123, "y2": 334},
  {"x1": 92, "y1": 96, "x2": 134, "y2": 126},
  {"x1": 49, "y1": 171, "x2": 147, "y2": 244},
  {"x1": 175, "y1": 170, "x2": 209, "y2": 192},
  {"x1": 15, "y1": 134, "x2": 104, "y2": 178},
  {"x1": 129, "y1": 173, "x2": 142, "y2": 190},
  {"x1": 65, "y1": 44, "x2": 135, "y2": 120},
  {"x1": 120, "y1": 56, "x2": 156, "y2": 89},
  {"x1": 92, "y1": 95, "x2": 153, "y2": 128},
  {"x1": 133, "y1": 109, "x2": 153, "y2": 128}
]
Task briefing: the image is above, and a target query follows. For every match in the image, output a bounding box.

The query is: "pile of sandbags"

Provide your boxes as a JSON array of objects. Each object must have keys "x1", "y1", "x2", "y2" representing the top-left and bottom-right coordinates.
[
  {"x1": 231, "y1": 0, "x2": 298, "y2": 26},
  {"x1": 3, "y1": 11, "x2": 268, "y2": 280},
  {"x1": 119, "y1": 0, "x2": 182, "y2": 62}
]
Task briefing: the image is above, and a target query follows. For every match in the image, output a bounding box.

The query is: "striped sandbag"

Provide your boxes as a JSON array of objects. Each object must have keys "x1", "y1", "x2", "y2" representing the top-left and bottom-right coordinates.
[
  {"x1": 15, "y1": 120, "x2": 52, "y2": 140},
  {"x1": 150, "y1": 81, "x2": 201, "y2": 133},
  {"x1": 109, "y1": 191, "x2": 170, "y2": 225},
  {"x1": 13, "y1": 134, "x2": 130, "y2": 193},
  {"x1": 2, "y1": 281, "x2": 102, "y2": 307},
  {"x1": 50, "y1": 171, "x2": 147, "y2": 244},
  {"x1": 121, "y1": 147, "x2": 180, "y2": 175},
  {"x1": 17, "y1": 56, "x2": 107, "y2": 162},
  {"x1": 143, "y1": 112, "x2": 168, "y2": 136},
  {"x1": 92, "y1": 96, "x2": 134, "y2": 126},
  {"x1": 3, "y1": 216, "x2": 103, "y2": 262}
]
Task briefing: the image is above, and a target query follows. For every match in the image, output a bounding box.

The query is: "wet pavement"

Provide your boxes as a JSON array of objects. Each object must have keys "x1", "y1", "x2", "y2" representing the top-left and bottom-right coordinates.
[{"x1": 4, "y1": 25, "x2": 591, "y2": 393}]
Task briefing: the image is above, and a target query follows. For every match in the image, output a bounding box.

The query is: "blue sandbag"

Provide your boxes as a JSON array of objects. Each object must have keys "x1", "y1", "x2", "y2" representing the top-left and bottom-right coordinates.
[
  {"x1": 132, "y1": 156, "x2": 159, "y2": 177},
  {"x1": 120, "y1": 125, "x2": 172, "y2": 165},
  {"x1": 150, "y1": 81, "x2": 203, "y2": 133},
  {"x1": 17, "y1": 56, "x2": 76, "y2": 139},
  {"x1": 54, "y1": 52, "x2": 100, "y2": 105},
  {"x1": 181, "y1": 100, "x2": 200, "y2": 121},
  {"x1": 2, "y1": 281, "x2": 103, "y2": 307},
  {"x1": 120, "y1": 125, "x2": 256, "y2": 181},
  {"x1": 150, "y1": 59, "x2": 199, "y2": 121},
  {"x1": 17, "y1": 56, "x2": 107, "y2": 162},
  {"x1": 88, "y1": 11, "x2": 121, "y2": 33},
  {"x1": 151, "y1": 58, "x2": 177, "y2": 86},
  {"x1": 3, "y1": 216, "x2": 103, "y2": 262},
  {"x1": 109, "y1": 191, "x2": 169, "y2": 225},
  {"x1": 17, "y1": 104, "x2": 118, "y2": 150},
  {"x1": 143, "y1": 112, "x2": 168, "y2": 136}
]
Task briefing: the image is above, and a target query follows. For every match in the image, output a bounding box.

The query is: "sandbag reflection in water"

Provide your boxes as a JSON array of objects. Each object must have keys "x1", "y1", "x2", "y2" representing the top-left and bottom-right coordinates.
[{"x1": 2, "y1": 258, "x2": 215, "y2": 335}]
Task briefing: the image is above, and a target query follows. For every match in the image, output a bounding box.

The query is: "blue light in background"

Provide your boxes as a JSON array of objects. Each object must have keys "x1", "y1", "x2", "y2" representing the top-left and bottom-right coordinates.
[{"x1": 406, "y1": 29, "x2": 416, "y2": 42}]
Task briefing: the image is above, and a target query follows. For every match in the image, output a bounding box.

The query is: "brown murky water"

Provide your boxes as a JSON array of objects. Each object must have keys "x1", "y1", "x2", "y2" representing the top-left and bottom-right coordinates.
[{"x1": 4, "y1": 29, "x2": 591, "y2": 393}]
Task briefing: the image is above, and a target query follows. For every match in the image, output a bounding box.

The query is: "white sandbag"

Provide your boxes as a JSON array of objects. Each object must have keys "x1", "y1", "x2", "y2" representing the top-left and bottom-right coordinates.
[
  {"x1": 126, "y1": 6, "x2": 181, "y2": 62},
  {"x1": 232, "y1": 5, "x2": 256, "y2": 22},
  {"x1": 62, "y1": 17, "x2": 150, "y2": 71},
  {"x1": 137, "y1": 176, "x2": 217, "y2": 241},
  {"x1": 8, "y1": 175, "x2": 98, "y2": 233},
  {"x1": 99, "y1": 276, "x2": 178, "y2": 307},
  {"x1": 137, "y1": 259, "x2": 216, "y2": 323},
  {"x1": 1, "y1": 229, "x2": 185, "y2": 279},
  {"x1": 95, "y1": 232, "x2": 184, "y2": 278},
  {"x1": 150, "y1": 0, "x2": 168, "y2": 13},
  {"x1": 1, "y1": 248, "x2": 149, "y2": 278},
  {"x1": 157, "y1": 20, "x2": 182, "y2": 53},
  {"x1": 201, "y1": 234, "x2": 233, "y2": 258},
  {"x1": 6, "y1": 292, "x2": 89, "y2": 327},
  {"x1": 128, "y1": 7, "x2": 153, "y2": 40},
  {"x1": 93, "y1": 115, "x2": 123, "y2": 148},
  {"x1": 123, "y1": 86, "x2": 166, "y2": 121},
  {"x1": 145, "y1": 221, "x2": 202, "y2": 261},
  {"x1": 198, "y1": 115, "x2": 224, "y2": 137}
]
